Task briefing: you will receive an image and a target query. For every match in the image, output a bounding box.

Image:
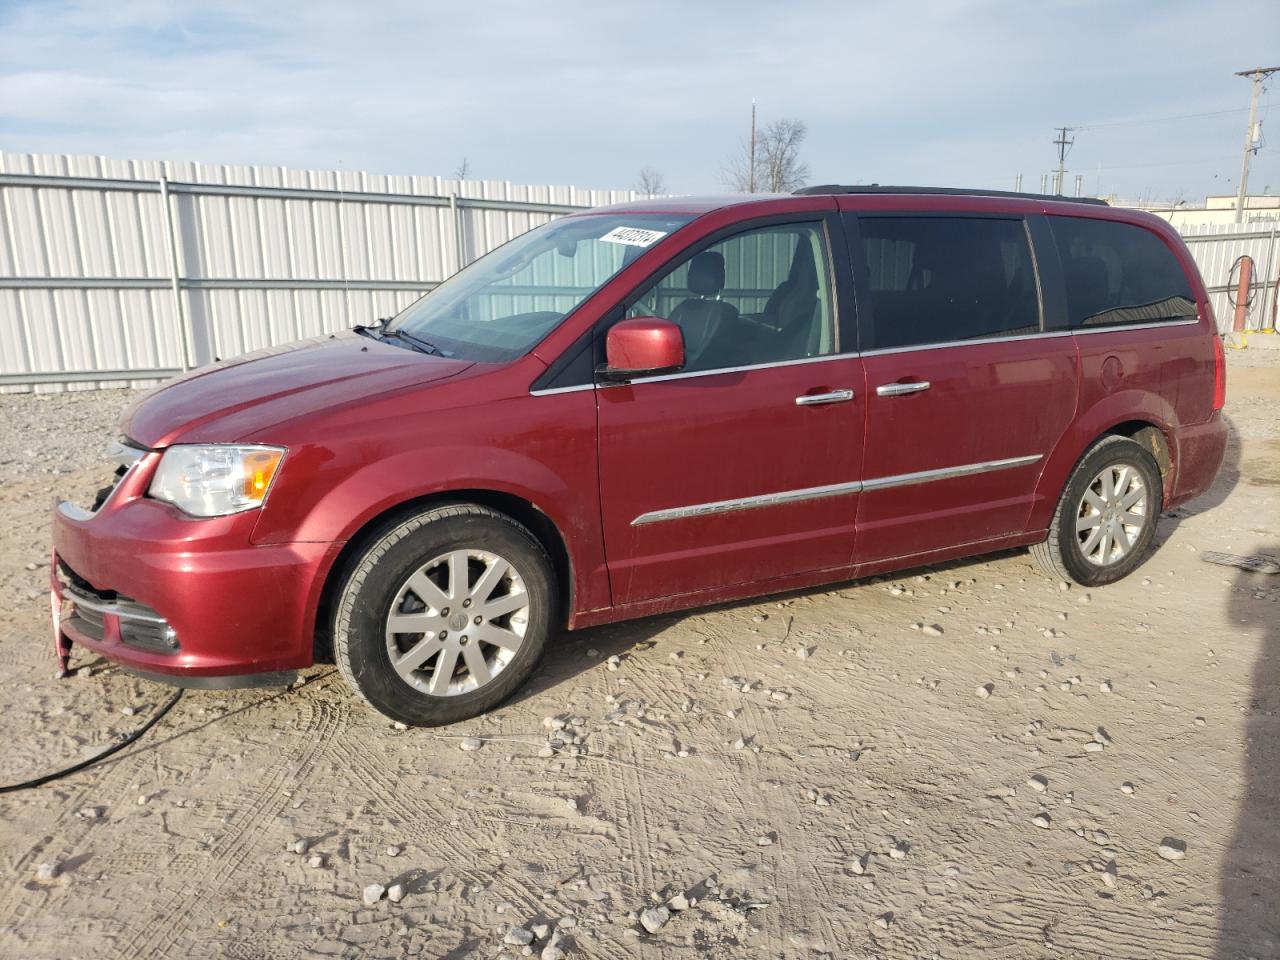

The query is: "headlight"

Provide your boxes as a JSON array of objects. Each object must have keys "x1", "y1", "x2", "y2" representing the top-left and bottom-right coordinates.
[{"x1": 149, "y1": 444, "x2": 286, "y2": 517}]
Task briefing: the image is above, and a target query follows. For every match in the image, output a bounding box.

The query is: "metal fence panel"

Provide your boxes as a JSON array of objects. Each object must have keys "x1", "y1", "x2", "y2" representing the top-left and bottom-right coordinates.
[
  {"x1": 5, "y1": 155, "x2": 1279, "y2": 391},
  {"x1": 0, "y1": 151, "x2": 638, "y2": 390}
]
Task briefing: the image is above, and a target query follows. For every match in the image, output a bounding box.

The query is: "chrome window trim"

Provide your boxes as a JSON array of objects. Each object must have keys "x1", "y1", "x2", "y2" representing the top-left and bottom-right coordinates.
[
  {"x1": 612, "y1": 351, "x2": 861, "y2": 388},
  {"x1": 631, "y1": 453, "x2": 1043, "y2": 525},
  {"x1": 529, "y1": 383, "x2": 596, "y2": 397},
  {"x1": 530, "y1": 319, "x2": 1202, "y2": 394},
  {"x1": 859, "y1": 318, "x2": 1199, "y2": 358}
]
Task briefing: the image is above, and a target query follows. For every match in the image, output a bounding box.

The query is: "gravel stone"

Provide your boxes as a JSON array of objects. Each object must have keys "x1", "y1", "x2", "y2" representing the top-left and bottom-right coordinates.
[
  {"x1": 362, "y1": 883, "x2": 386, "y2": 905},
  {"x1": 504, "y1": 927, "x2": 535, "y2": 946},
  {"x1": 459, "y1": 737, "x2": 483, "y2": 751},
  {"x1": 387, "y1": 883, "x2": 405, "y2": 903},
  {"x1": 1158, "y1": 838, "x2": 1187, "y2": 861},
  {"x1": 1032, "y1": 813, "x2": 1052, "y2": 829},
  {"x1": 639, "y1": 906, "x2": 670, "y2": 933},
  {"x1": 1028, "y1": 774, "x2": 1049, "y2": 793}
]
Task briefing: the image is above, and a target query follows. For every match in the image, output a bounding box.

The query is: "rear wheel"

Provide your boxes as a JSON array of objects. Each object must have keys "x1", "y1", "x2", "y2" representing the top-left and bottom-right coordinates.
[
  {"x1": 1030, "y1": 435, "x2": 1163, "y2": 586},
  {"x1": 334, "y1": 504, "x2": 556, "y2": 726}
]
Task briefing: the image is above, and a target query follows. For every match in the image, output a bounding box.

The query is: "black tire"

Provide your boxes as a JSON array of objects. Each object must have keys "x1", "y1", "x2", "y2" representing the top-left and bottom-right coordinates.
[
  {"x1": 1030, "y1": 435, "x2": 1163, "y2": 587},
  {"x1": 333, "y1": 503, "x2": 556, "y2": 726}
]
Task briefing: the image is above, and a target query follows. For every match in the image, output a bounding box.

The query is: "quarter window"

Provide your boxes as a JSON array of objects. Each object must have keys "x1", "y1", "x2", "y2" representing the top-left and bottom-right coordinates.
[
  {"x1": 1049, "y1": 216, "x2": 1197, "y2": 328},
  {"x1": 625, "y1": 222, "x2": 836, "y2": 374},
  {"x1": 857, "y1": 216, "x2": 1040, "y2": 350}
]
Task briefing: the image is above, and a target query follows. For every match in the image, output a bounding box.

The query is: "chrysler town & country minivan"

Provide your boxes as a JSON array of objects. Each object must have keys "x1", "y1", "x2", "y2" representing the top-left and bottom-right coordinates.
[{"x1": 51, "y1": 186, "x2": 1227, "y2": 725}]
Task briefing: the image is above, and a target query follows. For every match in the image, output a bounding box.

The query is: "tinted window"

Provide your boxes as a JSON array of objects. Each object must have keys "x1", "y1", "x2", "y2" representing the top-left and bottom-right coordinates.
[
  {"x1": 1050, "y1": 216, "x2": 1196, "y2": 328},
  {"x1": 857, "y1": 217, "x2": 1040, "y2": 350},
  {"x1": 626, "y1": 222, "x2": 836, "y2": 374}
]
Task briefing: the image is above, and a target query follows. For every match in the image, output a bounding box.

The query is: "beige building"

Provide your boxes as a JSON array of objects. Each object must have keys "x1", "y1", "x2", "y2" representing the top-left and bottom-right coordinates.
[{"x1": 1131, "y1": 195, "x2": 1280, "y2": 229}]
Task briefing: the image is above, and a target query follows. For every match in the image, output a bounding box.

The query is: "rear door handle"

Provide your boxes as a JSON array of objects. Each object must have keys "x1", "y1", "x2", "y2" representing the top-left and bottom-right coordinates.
[
  {"x1": 876, "y1": 381, "x2": 931, "y2": 397},
  {"x1": 795, "y1": 389, "x2": 855, "y2": 406}
]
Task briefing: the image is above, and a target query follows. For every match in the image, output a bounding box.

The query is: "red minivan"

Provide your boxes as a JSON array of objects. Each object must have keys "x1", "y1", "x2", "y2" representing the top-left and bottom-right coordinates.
[{"x1": 50, "y1": 187, "x2": 1228, "y2": 725}]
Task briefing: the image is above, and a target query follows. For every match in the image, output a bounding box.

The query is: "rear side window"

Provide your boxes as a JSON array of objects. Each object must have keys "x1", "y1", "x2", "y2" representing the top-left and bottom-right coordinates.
[
  {"x1": 1050, "y1": 217, "x2": 1196, "y2": 328},
  {"x1": 857, "y1": 217, "x2": 1040, "y2": 350}
]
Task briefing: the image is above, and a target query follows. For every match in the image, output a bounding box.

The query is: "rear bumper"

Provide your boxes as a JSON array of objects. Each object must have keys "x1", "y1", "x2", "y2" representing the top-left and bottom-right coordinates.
[
  {"x1": 51, "y1": 489, "x2": 335, "y2": 682},
  {"x1": 1168, "y1": 411, "x2": 1228, "y2": 508}
]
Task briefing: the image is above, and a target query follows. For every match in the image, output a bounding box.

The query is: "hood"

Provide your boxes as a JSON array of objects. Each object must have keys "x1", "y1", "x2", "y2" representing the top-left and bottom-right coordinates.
[{"x1": 122, "y1": 332, "x2": 474, "y2": 448}]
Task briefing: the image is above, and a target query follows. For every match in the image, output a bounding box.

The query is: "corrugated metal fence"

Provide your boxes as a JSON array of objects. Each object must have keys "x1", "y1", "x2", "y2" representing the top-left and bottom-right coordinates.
[
  {"x1": 1179, "y1": 221, "x2": 1279, "y2": 333},
  {"x1": 3, "y1": 152, "x2": 1278, "y2": 391},
  {"x1": 0, "y1": 152, "x2": 639, "y2": 390}
]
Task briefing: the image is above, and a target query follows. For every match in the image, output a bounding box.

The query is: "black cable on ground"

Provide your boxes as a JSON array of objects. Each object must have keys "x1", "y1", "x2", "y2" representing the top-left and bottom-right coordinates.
[{"x1": 0, "y1": 688, "x2": 185, "y2": 794}]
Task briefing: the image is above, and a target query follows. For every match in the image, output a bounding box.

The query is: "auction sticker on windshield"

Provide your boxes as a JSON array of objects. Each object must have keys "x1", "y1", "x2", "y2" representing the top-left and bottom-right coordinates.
[{"x1": 599, "y1": 226, "x2": 668, "y2": 247}]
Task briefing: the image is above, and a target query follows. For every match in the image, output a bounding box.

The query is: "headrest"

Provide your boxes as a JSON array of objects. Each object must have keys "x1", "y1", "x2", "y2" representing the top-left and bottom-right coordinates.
[{"x1": 687, "y1": 251, "x2": 726, "y2": 297}]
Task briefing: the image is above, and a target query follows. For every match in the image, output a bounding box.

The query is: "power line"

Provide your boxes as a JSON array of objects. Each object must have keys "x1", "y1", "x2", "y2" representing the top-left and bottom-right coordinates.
[{"x1": 1073, "y1": 103, "x2": 1275, "y2": 131}]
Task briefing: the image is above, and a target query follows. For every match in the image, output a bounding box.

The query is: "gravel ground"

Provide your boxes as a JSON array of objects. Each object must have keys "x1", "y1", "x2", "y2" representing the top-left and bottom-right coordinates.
[{"x1": 0, "y1": 353, "x2": 1276, "y2": 959}]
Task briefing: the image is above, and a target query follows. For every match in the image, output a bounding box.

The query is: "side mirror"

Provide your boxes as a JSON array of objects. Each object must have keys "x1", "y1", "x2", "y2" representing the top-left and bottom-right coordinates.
[{"x1": 604, "y1": 317, "x2": 685, "y2": 379}]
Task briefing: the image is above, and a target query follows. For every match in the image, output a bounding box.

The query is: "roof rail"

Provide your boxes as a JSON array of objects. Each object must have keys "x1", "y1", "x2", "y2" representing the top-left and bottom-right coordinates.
[{"x1": 794, "y1": 184, "x2": 1109, "y2": 206}]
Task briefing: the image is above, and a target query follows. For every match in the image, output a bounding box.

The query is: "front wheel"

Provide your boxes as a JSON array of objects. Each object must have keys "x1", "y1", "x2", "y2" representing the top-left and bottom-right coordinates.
[
  {"x1": 333, "y1": 504, "x2": 556, "y2": 726},
  {"x1": 1030, "y1": 435, "x2": 1163, "y2": 587}
]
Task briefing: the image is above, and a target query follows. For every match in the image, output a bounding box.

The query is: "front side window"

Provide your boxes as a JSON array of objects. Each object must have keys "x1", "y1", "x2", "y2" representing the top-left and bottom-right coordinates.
[
  {"x1": 625, "y1": 221, "x2": 837, "y2": 374},
  {"x1": 1049, "y1": 216, "x2": 1197, "y2": 328},
  {"x1": 389, "y1": 213, "x2": 693, "y2": 362},
  {"x1": 857, "y1": 216, "x2": 1040, "y2": 350}
]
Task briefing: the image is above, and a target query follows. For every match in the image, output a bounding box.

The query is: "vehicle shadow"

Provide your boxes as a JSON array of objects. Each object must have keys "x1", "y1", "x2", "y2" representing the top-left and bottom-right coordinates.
[{"x1": 1217, "y1": 543, "x2": 1280, "y2": 958}]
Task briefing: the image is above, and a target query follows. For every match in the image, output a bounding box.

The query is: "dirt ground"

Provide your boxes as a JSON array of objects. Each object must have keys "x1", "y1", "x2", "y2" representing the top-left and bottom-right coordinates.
[{"x1": 0, "y1": 351, "x2": 1277, "y2": 960}]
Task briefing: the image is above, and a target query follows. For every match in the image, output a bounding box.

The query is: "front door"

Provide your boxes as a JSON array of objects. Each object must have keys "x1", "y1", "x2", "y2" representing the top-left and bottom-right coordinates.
[
  {"x1": 846, "y1": 212, "x2": 1078, "y2": 564},
  {"x1": 596, "y1": 218, "x2": 865, "y2": 606}
]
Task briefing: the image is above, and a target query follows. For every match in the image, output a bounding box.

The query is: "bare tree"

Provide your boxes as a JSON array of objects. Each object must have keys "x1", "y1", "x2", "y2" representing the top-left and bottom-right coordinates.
[
  {"x1": 635, "y1": 167, "x2": 667, "y2": 196},
  {"x1": 453, "y1": 157, "x2": 471, "y2": 180},
  {"x1": 720, "y1": 118, "x2": 810, "y2": 193}
]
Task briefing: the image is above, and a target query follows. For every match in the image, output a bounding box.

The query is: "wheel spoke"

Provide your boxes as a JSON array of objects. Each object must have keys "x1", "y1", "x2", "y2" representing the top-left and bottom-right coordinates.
[
  {"x1": 1111, "y1": 519, "x2": 1131, "y2": 554},
  {"x1": 1076, "y1": 512, "x2": 1102, "y2": 533},
  {"x1": 428, "y1": 645, "x2": 461, "y2": 695},
  {"x1": 1083, "y1": 489, "x2": 1107, "y2": 512},
  {"x1": 461, "y1": 643, "x2": 492, "y2": 686},
  {"x1": 1100, "y1": 469, "x2": 1115, "y2": 501},
  {"x1": 393, "y1": 635, "x2": 444, "y2": 678},
  {"x1": 1120, "y1": 510, "x2": 1146, "y2": 527},
  {"x1": 1081, "y1": 525, "x2": 1104, "y2": 556},
  {"x1": 1112, "y1": 466, "x2": 1131, "y2": 502},
  {"x1": 446, "y1": 551, "x2": 469, "y2": 601},
  {"x1": 475, "y1": 623, "x2": 524, "y2": 651},
  {"x1": 1120, "y1": 484, "x2": 1146, "y2": 510},
  {"x1": 481, "y1": 589, "x2": 528, "y2": 620},
  {"x1": 1097, "y1": 529, "x2": 1113, "y2": 563},
  {"x1": 470, "y1": 556, "x2": 510, "y2": 606},
  {"x1": 405, "y1": 571, "x2": 451, "y2": 613},
  {"x1": 387, "y1": 611, "x2": 437, "y2": 635}
]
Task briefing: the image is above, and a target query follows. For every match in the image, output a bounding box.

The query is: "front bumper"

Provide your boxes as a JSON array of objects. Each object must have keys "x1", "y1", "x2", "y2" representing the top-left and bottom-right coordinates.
[{"x1": 51, "y1": 456, "x2": 336, "y2": 684}]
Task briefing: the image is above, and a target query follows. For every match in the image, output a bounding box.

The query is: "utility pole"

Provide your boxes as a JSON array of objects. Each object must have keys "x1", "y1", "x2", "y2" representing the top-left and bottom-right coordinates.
[
  {"x1": 748, "y1": 99, "x2": 757, "y2": 193},
  {"x1": 1234, "y1": 66, "x2": 1278, "y2": 223},
  {"x1": 1052, "y1": 127, "x2": 1074, "y2": 195}
]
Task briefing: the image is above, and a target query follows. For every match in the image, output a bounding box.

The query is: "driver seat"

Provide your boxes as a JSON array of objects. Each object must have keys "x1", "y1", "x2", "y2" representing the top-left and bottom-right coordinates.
[{"x1": 669, "y1": 252, "x2": 739, "y2": 368}]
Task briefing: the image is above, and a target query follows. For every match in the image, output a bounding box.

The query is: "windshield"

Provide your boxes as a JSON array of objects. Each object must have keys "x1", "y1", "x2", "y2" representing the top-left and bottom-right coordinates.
[{"x1": 387, "y1": 213, "x2": 694, "y2": 362}]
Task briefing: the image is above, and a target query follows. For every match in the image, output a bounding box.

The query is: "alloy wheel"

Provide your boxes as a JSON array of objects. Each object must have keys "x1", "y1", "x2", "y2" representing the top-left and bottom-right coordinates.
[
  {"x1": 1075, "y1": 463, "x2": 1149, "y2": 566},
  {"x1": 384, "y1": 550, "x2": 529, "y2": 696}
]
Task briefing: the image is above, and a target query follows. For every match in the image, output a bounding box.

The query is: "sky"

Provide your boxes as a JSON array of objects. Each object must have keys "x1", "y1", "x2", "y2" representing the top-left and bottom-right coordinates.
[{"x1": 1, "y1": 0, "x2": 1277, "y2": 204}]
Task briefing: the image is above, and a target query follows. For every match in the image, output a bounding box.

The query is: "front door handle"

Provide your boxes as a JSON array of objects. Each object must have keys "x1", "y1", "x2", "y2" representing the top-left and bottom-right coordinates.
[
  {"x1": 876, "y1": 381, "x2": 931, "y2": 397},
  {"x1": 795, "y1": 389, "x2": 855, "y2": 406}
]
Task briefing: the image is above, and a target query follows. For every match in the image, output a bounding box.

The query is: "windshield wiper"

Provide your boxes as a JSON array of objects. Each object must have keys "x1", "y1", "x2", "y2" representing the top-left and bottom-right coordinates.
[
  {"x1": 353, "y1": 316, "x2": 393, "y2": 339},
  {"x1": 388, "y1": 328, "x2": 444, "y2": 356}
]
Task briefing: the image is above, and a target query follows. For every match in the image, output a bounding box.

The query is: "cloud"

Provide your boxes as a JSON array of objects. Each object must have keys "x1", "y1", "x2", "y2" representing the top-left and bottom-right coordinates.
[{"x1": 0, "y1": 0, "x2": 1276, "y2": 201}]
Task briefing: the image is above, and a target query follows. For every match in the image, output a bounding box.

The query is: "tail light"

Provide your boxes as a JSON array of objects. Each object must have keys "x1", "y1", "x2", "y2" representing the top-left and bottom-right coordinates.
[{"x1": 1212, "y1": 333, "x2": 1226, "y2": 412}]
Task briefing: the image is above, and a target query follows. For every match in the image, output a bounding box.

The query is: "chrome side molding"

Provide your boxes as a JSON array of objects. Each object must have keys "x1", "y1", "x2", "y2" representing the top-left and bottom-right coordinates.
[{"x1": 631, "y1": 454, "x2": 1043, "y2": 525}]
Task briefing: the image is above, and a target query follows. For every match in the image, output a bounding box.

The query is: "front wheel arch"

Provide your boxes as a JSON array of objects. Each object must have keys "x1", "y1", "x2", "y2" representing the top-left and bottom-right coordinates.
[{"x1": 314, "y1": 491, "x2": 572, "y2": 664}]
